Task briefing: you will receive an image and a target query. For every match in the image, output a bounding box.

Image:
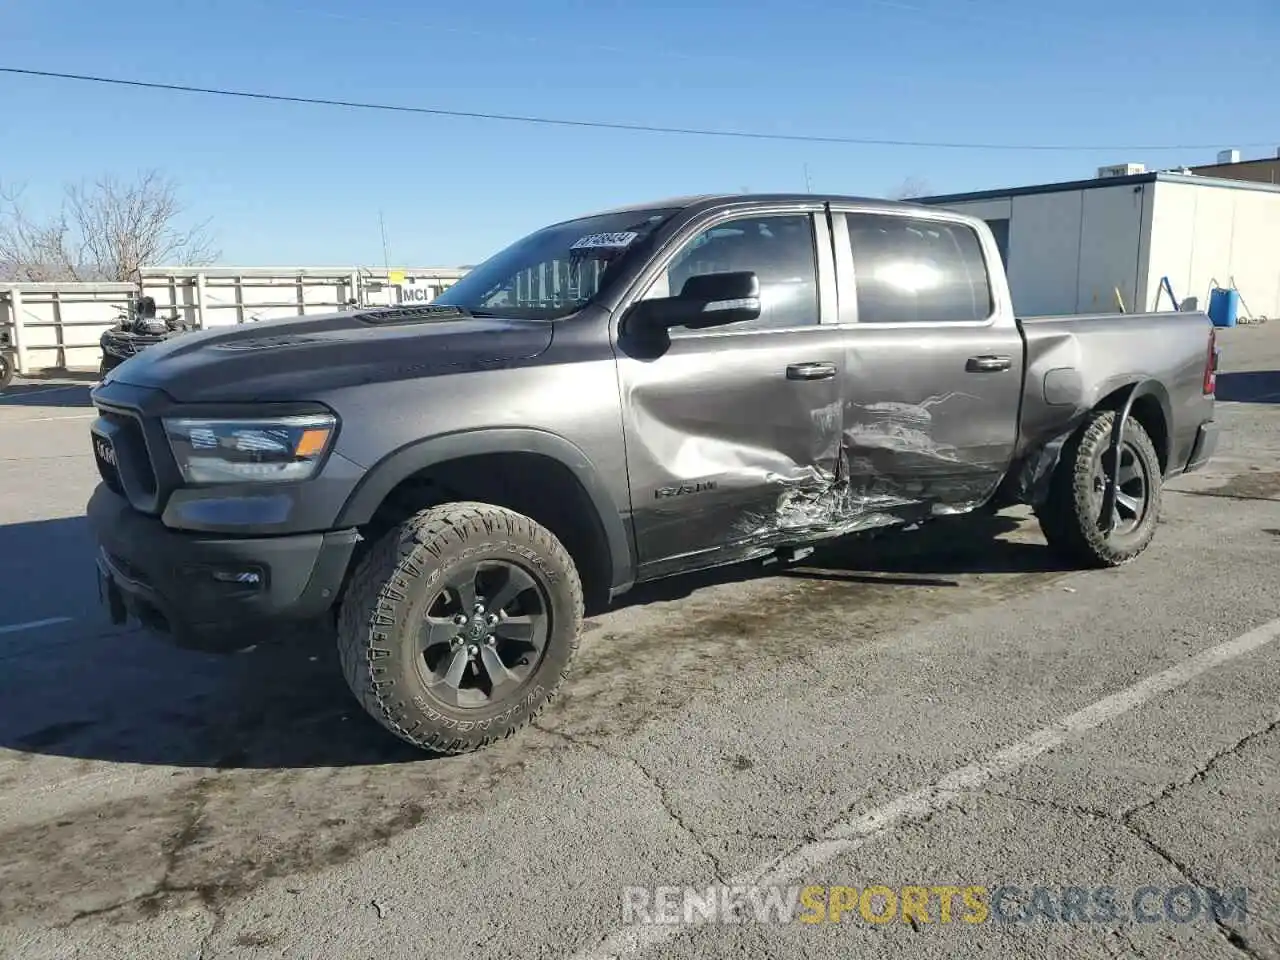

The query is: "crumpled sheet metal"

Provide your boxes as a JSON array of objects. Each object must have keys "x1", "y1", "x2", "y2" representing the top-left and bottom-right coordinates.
[
  {"x1": 635, "y1": 385, "x2": 1002, "y2": 552},
  {"x1": 1010, "y1": 431, "x2": 1070, "y2": 509},
  {"x1": 634, "y1": 396, "x2": 844, "y2": 488},
  {"x1": 729, "y1": 394, "x2": 985, "y2": 543},
  {"x1": 847, "y1": 394, "x2": 982, "y2": 466},
  {"x1": 728, "y1": 466, "x2": 917, "y2": 543}
]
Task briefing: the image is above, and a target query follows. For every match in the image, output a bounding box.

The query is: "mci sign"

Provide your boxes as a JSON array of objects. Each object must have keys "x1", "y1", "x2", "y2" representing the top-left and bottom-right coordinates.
[
  {"x1": 398, "y1": 285, "x2": 439, "y2": 303},
  {"x1": 394, "y1": 279, "x2": 456, "y2": 304}
]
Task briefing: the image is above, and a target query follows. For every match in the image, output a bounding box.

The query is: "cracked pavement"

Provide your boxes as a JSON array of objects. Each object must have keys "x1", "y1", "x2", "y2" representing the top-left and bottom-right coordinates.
[{"x1": 0, "y1": 326, "x2": 1278, "y2": 960}]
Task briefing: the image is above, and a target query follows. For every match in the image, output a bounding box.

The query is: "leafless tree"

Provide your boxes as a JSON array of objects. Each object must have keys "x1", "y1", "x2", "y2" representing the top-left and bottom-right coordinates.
[
  {"x1": 0, "y1": 170, "x2": 218, "y2": 283},
  {"x1": 0, "y1": 181, "x2": 73, "y2": 282},
  {"x1": 887, "y1": 176, "x2": 934, "y2": 200}
]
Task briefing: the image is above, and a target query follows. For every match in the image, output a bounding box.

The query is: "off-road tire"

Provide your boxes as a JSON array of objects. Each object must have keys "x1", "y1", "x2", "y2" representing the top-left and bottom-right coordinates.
[
  {"x1": 1036, "y1": 408, "x2": 1162, "y2": 567},
  {"x1": 336, "y1": 501, "x2": 583, "y2": 754},
  {"x1": 0, "y1": 353, "x2": 13, "y2": 391}
]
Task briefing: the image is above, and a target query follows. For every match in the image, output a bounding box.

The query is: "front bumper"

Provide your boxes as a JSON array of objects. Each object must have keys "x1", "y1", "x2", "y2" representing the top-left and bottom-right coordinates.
[
  {"x1": 88, "y1": 484, "x2": 359, "y2": 651},
  {"x1": 1184, "y1": 420, "x2": 1220, "y2": 473}
]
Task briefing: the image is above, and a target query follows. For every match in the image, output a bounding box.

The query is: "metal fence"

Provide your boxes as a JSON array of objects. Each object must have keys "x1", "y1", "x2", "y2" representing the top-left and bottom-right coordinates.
[
  {"x1": 0, "y1": 281, "x2": 136, "y2": 373},
  {"x1": 0, "y1": 266, "x2": 467, "y2": 374}
]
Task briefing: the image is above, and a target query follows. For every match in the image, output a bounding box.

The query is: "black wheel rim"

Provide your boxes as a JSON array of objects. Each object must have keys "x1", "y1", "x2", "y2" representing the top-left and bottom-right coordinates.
[
  {"x1": 415, "y1": 559, "x2": 550, "y2": 710},
  {"x1": 1091, "y1": 440, "x2": 1150, "y2": 537}
]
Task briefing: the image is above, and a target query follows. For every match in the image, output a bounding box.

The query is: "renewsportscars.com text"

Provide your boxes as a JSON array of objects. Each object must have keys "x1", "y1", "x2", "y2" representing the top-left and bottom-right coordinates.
[{"x1": 621, "y1": 884, "x2": 1249, "y2": 926}]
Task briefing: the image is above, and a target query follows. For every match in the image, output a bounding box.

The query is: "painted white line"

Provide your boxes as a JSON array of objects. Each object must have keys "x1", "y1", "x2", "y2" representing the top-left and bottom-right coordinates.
[
  {"x1": 0, "y1": 617, "x2": 74, "y2": 636},
  {"x1": 0, "y1": 413, "x2": 97, "y2": 424},
  {"x1": 571, "y1": 615, "x2": 1280, "y2": 960},
  {"x1": 0, "y1": 384, "x2": 89, "y2": 401}
]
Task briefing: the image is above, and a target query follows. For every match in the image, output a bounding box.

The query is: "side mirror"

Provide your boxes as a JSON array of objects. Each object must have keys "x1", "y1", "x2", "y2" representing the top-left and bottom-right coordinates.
[{"x1": 625, "y1": 270, "x2": 761, "y2": 334}]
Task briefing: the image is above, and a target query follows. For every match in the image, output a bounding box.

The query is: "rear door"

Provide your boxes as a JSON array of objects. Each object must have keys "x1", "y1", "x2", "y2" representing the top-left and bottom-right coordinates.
[
  {"x1": 612, "y1": 204, "x2": 848, "y2": 578},
  {"x1": 829, "y1": 206, "x2": 1024, "y2": 509}
]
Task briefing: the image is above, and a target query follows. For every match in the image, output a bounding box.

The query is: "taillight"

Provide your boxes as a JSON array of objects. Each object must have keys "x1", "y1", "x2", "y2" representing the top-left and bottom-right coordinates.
[{"x1": 1203, "y1": 326, "x2": 1218, "y2": 396}]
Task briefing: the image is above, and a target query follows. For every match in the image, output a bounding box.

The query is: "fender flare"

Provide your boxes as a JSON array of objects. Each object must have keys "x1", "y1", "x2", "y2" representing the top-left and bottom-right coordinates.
[
  {"x1": 1006, "y1": 377, "x2": 1172, "y2": 511},
  {"x1": 1100, "y1": 377, "x2": 1170, "y2": 533},
  {"x1": 336, "y1": 427, "x2": 636, "y2": 594}
]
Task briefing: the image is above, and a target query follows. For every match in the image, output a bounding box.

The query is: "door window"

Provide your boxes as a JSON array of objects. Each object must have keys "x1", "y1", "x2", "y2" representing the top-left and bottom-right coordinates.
[
  {"x1": 845, "y1": 213, "x2": 993, "y2": 323},
  {"x1": 642, "y1": 214, "x2": 820, "y2": 332}
]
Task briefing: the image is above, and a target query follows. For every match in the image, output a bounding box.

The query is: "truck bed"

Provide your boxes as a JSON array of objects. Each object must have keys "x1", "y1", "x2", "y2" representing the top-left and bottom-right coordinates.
[{"x1": 1015, "y1": 309, "x2": 1216, "y2": 479}]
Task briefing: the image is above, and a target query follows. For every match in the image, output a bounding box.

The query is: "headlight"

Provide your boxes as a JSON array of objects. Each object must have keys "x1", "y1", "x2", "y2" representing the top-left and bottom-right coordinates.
[{"x1": 162, "y1": 414, "x2": 337, "y2": 484}]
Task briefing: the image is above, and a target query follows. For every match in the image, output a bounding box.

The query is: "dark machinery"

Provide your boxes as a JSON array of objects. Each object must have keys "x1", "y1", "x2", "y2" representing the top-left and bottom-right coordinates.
[
  {"x1": 99, "y1": 296, "x2": 192, "y2": 378},
  {"x1": 0, "y1": 326, "x2": 14, "y2": 390}
]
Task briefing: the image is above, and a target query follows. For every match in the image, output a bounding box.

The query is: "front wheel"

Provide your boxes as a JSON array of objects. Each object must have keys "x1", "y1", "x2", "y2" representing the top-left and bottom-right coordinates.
[
  {"x1": 336, "y1": 502, "x2": 583, "y2": 754},
  {"x1": 0, "y1": 352, "x2": 13, "y2": 390},
  {"x1": 1035, "y1": 409, "x2": 1162, "y2": 567}
]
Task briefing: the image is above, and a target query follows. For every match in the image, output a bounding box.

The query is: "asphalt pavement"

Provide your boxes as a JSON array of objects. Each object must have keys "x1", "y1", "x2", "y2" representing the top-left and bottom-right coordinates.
[{"x1": 0, "y1": 331, "x2": 1277, "y2": 960}]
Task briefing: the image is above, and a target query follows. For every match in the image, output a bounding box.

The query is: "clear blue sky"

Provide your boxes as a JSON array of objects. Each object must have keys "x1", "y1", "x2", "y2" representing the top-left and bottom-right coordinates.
[{"x1": 4, "y1": 0, "x2": 1277, "y2": 267}]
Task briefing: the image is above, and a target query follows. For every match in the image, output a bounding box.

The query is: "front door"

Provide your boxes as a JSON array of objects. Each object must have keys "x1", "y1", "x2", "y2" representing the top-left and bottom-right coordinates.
[
  {"x1": 831, "y1": 208, "x2": 1024, "y2": 509},
  {"x1": 613, "y1": 209, "x2": 849, "y2": 579}
]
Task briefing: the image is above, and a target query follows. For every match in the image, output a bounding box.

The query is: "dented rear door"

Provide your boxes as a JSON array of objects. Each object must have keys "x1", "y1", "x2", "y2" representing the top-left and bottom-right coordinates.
[
  {"x1": 830, "y1": 207, "x2": 1023, "y2": 509},
  {"x1": 613, "y1": 206, "x2": 851, "y2": 577}
]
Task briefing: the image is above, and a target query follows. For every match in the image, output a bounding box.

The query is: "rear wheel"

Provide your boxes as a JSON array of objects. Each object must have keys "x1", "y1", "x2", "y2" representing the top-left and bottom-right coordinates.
[
  {"x1": 336, "y1": 501, "x2": 583, "y2": 754},
  {"x1": 1036, "y1": 409, "x2": 1162, "y2": 567}
]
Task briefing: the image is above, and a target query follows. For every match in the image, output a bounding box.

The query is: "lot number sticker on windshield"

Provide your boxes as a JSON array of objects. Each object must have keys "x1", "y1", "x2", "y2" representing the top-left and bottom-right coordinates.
[{"x1": 570, "y1": 231, "x2": 639, "y2": 251}]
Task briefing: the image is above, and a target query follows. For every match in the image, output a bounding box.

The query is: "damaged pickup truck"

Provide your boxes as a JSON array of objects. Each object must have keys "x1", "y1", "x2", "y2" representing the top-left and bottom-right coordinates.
[{"x1": 87, "y1": 193, "x2": 1220, "y2": 753}]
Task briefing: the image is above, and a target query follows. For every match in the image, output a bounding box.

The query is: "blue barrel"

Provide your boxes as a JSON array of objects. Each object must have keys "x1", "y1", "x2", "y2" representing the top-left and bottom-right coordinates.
[{"x1": 1208, "y1": 287, "x2": 1239, "y2": 327}]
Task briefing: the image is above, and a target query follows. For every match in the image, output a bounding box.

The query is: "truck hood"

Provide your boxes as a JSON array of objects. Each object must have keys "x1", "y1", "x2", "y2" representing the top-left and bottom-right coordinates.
[{"x1": 105, "y1": 307, "x2": 556, "y2": 402}]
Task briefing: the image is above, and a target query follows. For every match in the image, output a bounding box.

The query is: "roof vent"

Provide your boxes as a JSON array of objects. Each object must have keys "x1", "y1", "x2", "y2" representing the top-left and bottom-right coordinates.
[{"x1": 1217, "y1": 149, "x2": 1241, "y2": 164}]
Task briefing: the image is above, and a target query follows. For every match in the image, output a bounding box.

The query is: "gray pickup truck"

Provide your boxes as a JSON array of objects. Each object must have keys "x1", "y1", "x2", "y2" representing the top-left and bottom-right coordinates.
[{"x1": 88, "y1": 193, "x2": 1220, "y2": 753}]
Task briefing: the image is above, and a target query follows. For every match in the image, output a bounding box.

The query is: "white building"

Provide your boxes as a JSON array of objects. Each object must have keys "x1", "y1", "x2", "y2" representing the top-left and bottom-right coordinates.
[{"x1": 919, "y1": 165, "x2": 1280, "y2": 319}]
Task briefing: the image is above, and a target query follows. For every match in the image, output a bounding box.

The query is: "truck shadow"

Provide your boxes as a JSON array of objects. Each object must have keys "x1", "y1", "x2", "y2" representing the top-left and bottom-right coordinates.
[
  {"x1": 0, "y1": 515, "x2": 425, "y2": 770},
  {"x1": 612, "y1": 510, "x2": 1064, "y2": 610},
  {"x1": 1215, "y1": 370, "x2": 1280, "y2": 404},
  {"x1": 0, "y1": 372, "x2": 97, "y2": 408},
  {"x1": 0, "y1": 509, "x2": 1062, "y2": 770}
]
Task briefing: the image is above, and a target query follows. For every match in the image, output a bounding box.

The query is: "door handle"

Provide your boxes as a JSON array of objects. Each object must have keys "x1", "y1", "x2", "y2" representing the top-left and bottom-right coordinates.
[
  {"x1": 786, "y1": 361, "x2": 837, "y2": 381},
  {"x1": 966, "y1": 355, "x2": 1012, "y2": 373}
]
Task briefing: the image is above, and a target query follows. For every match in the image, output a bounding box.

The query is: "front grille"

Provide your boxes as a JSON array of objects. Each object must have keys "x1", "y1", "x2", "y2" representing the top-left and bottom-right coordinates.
[
  {"x1": 93, "y1": 433, "x2": 125, "y2": 496},
  {"x1": 93, "y1": 405, "x2": 160, "y2": 508},
  {"x1": 103, "y1": 410, "x2": 157, "y2": 495}
]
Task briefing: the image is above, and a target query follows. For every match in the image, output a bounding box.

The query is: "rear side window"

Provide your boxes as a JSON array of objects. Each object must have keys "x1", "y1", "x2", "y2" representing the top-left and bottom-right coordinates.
[{"x1": 845, "y1": 213, "x2": 993, "y2": 323}]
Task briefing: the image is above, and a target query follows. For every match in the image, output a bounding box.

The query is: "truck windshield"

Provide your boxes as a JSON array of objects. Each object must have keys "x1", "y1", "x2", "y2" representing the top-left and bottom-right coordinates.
[{"x1": 431, "y1": 207, "x2": 682, "y2": 320}]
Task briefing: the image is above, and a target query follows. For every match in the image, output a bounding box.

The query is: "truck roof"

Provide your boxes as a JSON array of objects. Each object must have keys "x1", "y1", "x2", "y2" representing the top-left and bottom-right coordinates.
[{"x1": 595, "y1": 191, "x2": 939, "y2": 214}]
